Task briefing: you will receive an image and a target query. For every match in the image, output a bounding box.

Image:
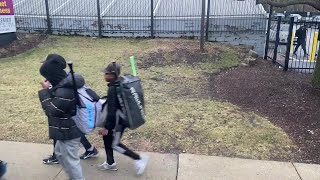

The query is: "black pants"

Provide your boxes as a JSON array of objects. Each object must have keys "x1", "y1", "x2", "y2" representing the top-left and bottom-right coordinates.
[
  {"x1": 103, "y1": 125, "x2": 140, "y2": 165},
  {"x1": 294, "y1": 39, "x2": 307, "y2": 55},
  {"x1": 53, "y1": 135, "x2": 92, "y2": 156},
  {"x1": 80, "y1": 135, "x2": 93, "y2": 150}
]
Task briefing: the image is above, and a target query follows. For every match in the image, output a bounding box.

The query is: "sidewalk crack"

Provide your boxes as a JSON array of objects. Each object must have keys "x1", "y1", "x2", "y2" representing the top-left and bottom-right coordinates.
[
  {"x1": 176, "y1": 154, "x2": 179, "y2": 180},
  {"x1": 291, "y1": 162, "x2": 302, "y2": 180},
  {"x1": 52, "y1": 168, "x2": 63, "y2": 180}
]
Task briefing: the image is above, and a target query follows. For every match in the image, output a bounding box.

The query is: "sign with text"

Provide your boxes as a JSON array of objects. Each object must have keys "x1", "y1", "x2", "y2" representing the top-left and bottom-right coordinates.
[{"x1": 0, "y1": 0, "x2": 16, "y2": 34}]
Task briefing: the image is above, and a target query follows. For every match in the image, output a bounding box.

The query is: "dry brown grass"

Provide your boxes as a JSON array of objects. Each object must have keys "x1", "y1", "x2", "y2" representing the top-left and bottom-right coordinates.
[{"x1": 0, "y1": 36, "x2": 295, "y2": 161}]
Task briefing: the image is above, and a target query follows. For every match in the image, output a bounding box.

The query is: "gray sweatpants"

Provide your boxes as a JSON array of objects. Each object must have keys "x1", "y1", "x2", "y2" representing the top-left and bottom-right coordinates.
[{"x1": 55, "y1": 138, "x2": 84, "y2": 180}]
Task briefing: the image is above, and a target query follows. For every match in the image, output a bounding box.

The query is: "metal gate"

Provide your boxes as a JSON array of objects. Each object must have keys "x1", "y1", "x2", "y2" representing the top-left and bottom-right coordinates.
[{"x1": 265, "y1": 9, "x2": 320, "y2": 73}]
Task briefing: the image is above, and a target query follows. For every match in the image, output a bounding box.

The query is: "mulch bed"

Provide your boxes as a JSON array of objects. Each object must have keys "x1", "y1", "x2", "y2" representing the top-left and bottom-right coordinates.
[
  {"x1": 0, "y1": 33, "x2": 47, "y2": 59},
  {"x1": 212, "y1": 59, "x2": 320, "y2": 164}
]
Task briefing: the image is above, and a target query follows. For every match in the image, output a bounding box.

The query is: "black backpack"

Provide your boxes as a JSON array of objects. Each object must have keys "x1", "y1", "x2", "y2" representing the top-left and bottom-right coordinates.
[{"x1": 116, "y1": 75, "x2": 146, "y2": 130}]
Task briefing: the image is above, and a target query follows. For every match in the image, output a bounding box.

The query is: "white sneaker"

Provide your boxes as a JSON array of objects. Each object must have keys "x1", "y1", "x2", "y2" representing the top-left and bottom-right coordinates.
[
  {"x1": 97, "y1": 161, "x2": 118, "y2": 171},
  {"x1": 134, "y1": 154, "x2": 149, "y2": 175}
]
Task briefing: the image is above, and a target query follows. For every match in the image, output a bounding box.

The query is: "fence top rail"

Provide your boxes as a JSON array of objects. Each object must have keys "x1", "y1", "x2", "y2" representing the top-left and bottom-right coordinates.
[
  {"x1": 293, "y1": 21, "x2": 320, "y2": 24},
  {"x1": 270, "y1": 19, "x2": 320, "y2": 24},
  {"x1": 14, "y1": 15, "x2": 268, "y2": 20}
]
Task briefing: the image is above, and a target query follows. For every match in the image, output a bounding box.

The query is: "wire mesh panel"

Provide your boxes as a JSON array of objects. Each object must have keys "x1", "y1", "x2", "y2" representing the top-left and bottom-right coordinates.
[
  {"x1": 209, "y1": 0, "x2": 266, "y2": 33},
  {"x1": 269, "y1": 18, "x2": 291, "y2": 68},
  {"x1": 49, "y1": 0, "x2": 99, "y2": 36},
  {"x1": 154, "y1": 0, "x2": 202, "y2": 37},
  {"x1": 207, "y1": 0, "x2": 268, "y2": 55},
  {"x1": 100, "y1": 0, "x2": 151, "y2": 37},
  {"x1": 267, "y1": 19, "x2": 280, "y2": 61},
  {"x1": 14, "y1": 0, "x2": 47, "y2": 33},
  {"x1": 12, "y1": 0, "x2": 271, "y2": 54}
]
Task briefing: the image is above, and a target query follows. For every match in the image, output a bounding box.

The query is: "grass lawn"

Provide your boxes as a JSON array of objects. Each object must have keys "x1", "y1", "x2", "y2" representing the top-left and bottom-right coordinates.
[{"x1": 0, "y1": 36, "x2": 295, "y2": 160}]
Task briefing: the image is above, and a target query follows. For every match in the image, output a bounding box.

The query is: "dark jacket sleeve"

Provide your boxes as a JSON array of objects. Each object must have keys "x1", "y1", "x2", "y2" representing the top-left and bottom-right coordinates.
[
  {"x1": 105, "y1": 86, "x2": 117, "y2": 130},
  {"x1": 38, "y1": 88, "x2": 76, "y2": 118}
]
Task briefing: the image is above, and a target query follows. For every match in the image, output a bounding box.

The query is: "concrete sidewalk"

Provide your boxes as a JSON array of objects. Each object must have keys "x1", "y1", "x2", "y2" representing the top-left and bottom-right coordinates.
[{"x1": 0, "y1": 141, "x2": 319, "y2": 180}]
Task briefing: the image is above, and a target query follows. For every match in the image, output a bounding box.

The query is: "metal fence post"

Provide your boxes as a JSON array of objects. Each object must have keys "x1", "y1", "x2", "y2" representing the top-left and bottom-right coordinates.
[
  {"x1": 44, "y1": 0, "x2": 52, "y2": 34},
  {"x1": 151, "y1": 0, "x2": 154, "y2": 38},
  {"x1": 273, "y1": 16, "x2": 281, "y2": 64},
  {"x1": 264, "y1": 5, "x2": 273, "y2": 60},
  {"x1": 284, "y1": 17, "x2": 294, "y2": 71},
  {"x1": 205, "y1": 0, "x2": 211, "y2": 41},
  {"x1": 200, "y1": 0, "x2": 206, "y2": 52},
  {"x1": 96, "y1": 0, "x2": 102, "y2": 37},
  {"x1": 318, "y1": 23, "x2": 320, "y2": 41}
]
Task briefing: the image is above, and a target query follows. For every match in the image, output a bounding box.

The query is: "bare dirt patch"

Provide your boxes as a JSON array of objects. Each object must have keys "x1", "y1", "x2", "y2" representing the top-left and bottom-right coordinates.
[{"x1": 0, "y1": 33, "x2": 47, "y2": 59}]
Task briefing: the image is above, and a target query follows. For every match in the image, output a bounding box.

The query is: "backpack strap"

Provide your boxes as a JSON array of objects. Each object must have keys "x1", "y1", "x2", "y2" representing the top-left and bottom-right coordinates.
[
  {"x1": 116, "y1": 82, "x2": 125, "y2": 115},
  {"x1": 67, "y1": 63, "x2": 81, "y2": 107},
  {"x1": 115, "y1": 82, "x2": 128, "y2": 129}
]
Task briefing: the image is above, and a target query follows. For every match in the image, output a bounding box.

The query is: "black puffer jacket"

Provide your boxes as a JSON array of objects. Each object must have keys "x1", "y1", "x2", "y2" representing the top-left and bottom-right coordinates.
[{"x1": 38, "y1": 74, "x2": 84, "y2": 140}]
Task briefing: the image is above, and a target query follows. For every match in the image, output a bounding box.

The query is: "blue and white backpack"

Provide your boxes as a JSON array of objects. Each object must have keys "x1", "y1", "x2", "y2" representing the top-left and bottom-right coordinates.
[
  {"x1": 72, "y1": 86, "x2": 107, "y2": 134},
  {"x1": 67, "y1": 62, "x2": 108, "y2": 134}
]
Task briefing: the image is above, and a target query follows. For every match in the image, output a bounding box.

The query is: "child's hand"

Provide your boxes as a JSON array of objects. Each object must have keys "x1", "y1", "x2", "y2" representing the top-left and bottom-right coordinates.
[
  {"x1": 40, "y1": 80, "x2": 51, "y2": 89},
  {"x1": 99, "y1": 128, "x2": 108, "y2": 136}
]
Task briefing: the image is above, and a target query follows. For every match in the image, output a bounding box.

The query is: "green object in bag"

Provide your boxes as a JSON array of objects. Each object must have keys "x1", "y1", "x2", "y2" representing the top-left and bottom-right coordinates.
[{"x1": 130, "y1": 56, "x2": 137, "y2": 76}]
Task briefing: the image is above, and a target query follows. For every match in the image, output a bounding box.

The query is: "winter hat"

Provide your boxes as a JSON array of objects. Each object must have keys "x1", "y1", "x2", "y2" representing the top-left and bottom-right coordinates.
[
  {"x1": 41, "y1": 54, "x2": 67, "y2": 68},
  {"x1": 40, "y1": 54, "x2": 67, "y2": 86},
  {"x1": 102, "y1": 62, "x2": 121, "y2": 77}
]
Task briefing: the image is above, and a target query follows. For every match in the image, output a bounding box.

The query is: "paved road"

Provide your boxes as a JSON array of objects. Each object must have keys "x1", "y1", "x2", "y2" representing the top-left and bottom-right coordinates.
[
  {"x1": 13, "y1": 0, "x2": 265, "y2": 17},
  {"x1": 13, "y1": 0, "x2": 194, "y2": 17}
]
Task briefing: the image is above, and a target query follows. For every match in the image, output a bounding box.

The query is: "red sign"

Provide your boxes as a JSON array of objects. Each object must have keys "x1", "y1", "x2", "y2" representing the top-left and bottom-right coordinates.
[
  {"x1": 0, "y1": 0, "x2": 14, "y2": 15},
  {"x1": 0, "y1": 0, "x2": 15, "y2": 33}
]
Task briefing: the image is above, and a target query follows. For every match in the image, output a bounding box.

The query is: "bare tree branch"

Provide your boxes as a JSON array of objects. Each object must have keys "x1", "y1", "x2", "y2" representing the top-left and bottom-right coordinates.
[{"x1": 257, "y1": 0, "x2": 320, "y2": 11}]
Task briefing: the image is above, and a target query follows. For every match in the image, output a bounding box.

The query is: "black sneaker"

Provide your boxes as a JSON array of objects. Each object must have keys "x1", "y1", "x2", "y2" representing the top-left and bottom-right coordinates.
[
  {"x1": 80, "y1": 147, "x2": 99, "y2": 160},
  {"x1": 43, "y1": 155, "x2": 59, "y2": 165}
]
